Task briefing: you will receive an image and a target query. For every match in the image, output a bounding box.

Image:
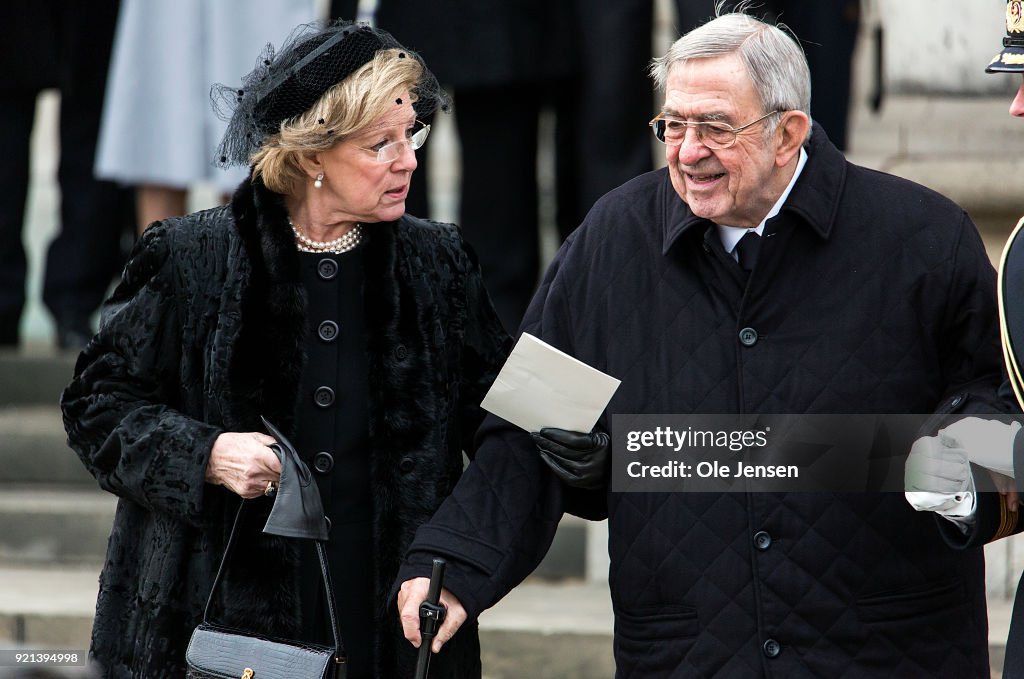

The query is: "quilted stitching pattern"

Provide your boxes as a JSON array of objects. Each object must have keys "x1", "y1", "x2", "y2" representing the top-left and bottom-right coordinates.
[
  {"x1": 570, "y1": 164, "x2": 995, "y2": 677},
  {"x1": 404, "y1": 132, "x2": 1003, "y2": 678}
]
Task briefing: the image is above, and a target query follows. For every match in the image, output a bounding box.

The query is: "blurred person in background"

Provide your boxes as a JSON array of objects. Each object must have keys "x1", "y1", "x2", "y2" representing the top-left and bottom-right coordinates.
[
  {"x1": 551, "y1": 0, "x2": 657, "y2": 244},
  {"x1": 62, "y1": 21, "x2": 510, "y2": 677},
  {"x1": 94, "y1": 0, "x2": 318, "y2": 235},
  {"x1": 0, "y1": 2, "x2": 131, "y2": 350}
]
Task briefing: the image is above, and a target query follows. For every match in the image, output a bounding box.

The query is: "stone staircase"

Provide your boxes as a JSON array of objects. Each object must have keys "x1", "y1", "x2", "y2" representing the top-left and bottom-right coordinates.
[
  {"x1": 0, "y1": 347, "x2": 613, "y2": 678},
  {"x1": 0, "y1": 349, "x2": 108, "y2": 652}
]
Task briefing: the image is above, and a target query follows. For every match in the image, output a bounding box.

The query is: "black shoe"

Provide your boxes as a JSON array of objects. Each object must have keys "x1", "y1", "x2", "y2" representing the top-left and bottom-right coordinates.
[{"x1": 55, "y1": 314, "x2": 93, "y2": 351}]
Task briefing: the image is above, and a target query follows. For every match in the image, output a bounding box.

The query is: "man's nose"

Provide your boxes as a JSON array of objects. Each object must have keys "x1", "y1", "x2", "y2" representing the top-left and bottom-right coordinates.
[{"x1": 673, "y1": 126, "x2": 712, "y2": 165}]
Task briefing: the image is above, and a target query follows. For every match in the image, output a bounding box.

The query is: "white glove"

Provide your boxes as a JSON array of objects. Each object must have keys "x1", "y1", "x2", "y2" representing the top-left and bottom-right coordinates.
[
  {"x1": 939, "y1": 417, "x2": 1019, "y2": 478},
  {"x1": 904, "y1": 433, "x2": 976, "y2": 519}
]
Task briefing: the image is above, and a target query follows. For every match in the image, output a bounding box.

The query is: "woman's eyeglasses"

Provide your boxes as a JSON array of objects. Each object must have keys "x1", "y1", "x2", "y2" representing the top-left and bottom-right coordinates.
[{"x1": 356, "y1": 120, "x2": 431, "y2": 162}]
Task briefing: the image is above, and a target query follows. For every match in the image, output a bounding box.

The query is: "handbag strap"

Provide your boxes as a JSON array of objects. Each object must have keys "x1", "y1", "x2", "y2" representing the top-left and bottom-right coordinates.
[{"x1": 201, "y1": 499, "x2": 345, "y2": 660}]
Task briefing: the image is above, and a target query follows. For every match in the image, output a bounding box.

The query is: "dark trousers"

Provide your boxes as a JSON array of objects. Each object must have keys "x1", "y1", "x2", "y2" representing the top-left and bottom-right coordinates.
[
  {"x1": 555, "y1": 0, "x2": 655, "y2": 239},
  {"x1": 0, "y1": 1, "x2": 129, "y2": 343},
  {"x1": 456, "y1": 85, "x2": 544, "y2": 333}
]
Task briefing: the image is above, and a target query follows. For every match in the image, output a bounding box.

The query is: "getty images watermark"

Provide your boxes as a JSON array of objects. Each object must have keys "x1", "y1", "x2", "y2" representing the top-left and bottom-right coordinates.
[{"x1": 610, "y1": 414, "x2": 1014, "y2": 493}]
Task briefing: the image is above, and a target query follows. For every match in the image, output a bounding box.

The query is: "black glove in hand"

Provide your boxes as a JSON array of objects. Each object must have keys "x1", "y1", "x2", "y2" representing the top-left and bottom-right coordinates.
[{"x1": 531, "y1": 427, "x2": 610, "y2": 490}]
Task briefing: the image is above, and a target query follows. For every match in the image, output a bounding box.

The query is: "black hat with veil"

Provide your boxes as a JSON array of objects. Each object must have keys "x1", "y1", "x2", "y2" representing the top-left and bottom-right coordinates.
[{"x1": 212, "y1": 19, "x2": 451, "y2": 167}]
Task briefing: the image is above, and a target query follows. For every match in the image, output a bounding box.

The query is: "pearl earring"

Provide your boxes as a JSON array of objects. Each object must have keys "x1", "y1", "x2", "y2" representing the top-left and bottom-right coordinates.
[{"x1": 314, "y1": 173, "x2": 323, "y2": 189}]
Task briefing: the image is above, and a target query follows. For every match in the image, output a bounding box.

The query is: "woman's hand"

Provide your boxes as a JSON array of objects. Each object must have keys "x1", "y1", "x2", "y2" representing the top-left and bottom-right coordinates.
[
  {"x1": 206, "y1": 432, "x2": 281, "y2": 498},
  {"x1": 398, "y1": 578, "x2": 467, "y2": 653}
]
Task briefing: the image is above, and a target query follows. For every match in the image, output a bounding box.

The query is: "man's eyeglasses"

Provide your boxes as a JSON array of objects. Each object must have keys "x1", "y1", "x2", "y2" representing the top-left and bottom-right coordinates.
[
  {"x1": 356, "y1": 120, "x2": 431, "y2": 162},
  {"x1": 648, "y1": 110, "x2": 782, "y2": 149}
]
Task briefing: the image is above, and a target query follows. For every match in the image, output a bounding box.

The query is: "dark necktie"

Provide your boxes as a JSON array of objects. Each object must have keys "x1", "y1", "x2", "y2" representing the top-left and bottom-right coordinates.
[{"x1": 735, "y1": 231, "x2": 762, "y2": 274}]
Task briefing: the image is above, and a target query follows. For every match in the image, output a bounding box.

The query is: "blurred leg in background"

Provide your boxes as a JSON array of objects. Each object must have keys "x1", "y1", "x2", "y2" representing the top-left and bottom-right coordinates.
[
  {"x1": 456, "y1": 85, "x2": 542, "y2": 330},
  {"x1": 0, "y1": 1, "x2": 131, "y2": 349},
  {"x1": 45, "y1": 0, "x2": 133, "y2": 349},
  {"x1": 555, "y1": 0, "x2": 655, "y2": 240},
  {"x1": 0, "y1": 3, "x2": 60, "y2": 346}
]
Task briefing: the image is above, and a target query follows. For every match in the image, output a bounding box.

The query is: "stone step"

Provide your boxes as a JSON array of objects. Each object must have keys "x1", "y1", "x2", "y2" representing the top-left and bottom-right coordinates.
[
  {"x1": 0, "y1": 565, "x2": 614, "y2": 678},
  {"x1": 0, "y1": 349, "x2": 76, "y2": 408},
  {"x1": 0, "y1": 565, "x2": 1013, "y2": 679},
  {"x1": 0, "y1": 564, "x2": 99, "y2": 650},
  {"x1": 0, "y1": 406, "x2": 95, "y2": 486},
  {"x1": 0, "y1": 480, "x2": 593, "y2": 584},
  {"x1": 0, "y1": 487, "x2": 114, "y2": 566}
]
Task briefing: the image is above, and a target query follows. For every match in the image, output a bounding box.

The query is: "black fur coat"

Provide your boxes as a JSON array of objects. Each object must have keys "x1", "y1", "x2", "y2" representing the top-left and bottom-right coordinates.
[{"x1": 61, "y1": 177, "x2": 511, "y2": 678}]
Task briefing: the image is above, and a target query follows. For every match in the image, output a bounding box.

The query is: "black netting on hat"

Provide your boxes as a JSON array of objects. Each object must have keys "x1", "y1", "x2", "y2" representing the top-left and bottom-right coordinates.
[{"x1": 212, "y1": 19, "x2": 451, "y2": 167}]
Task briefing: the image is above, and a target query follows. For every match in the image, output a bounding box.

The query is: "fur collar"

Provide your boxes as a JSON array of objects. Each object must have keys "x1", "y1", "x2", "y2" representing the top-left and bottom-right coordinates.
[{"x1": 224, "y1": 176, "x2": 430, "y2": 449}]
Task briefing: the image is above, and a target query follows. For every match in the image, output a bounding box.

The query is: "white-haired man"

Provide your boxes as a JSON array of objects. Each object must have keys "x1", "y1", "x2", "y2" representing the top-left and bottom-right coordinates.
[{"x1": 399, "y1": 10, "x2": 1006, "y2": 676}]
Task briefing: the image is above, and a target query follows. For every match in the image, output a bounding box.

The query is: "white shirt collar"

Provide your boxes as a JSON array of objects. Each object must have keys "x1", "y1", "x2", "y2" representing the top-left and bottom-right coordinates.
[{"x1": 718, "y1": 147, "x2": 808, "y2": 256}]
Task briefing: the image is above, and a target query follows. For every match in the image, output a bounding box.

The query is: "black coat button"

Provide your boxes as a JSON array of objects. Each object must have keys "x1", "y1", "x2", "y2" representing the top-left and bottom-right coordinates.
[
  {"x1": 739, "y1": 327, "x2": 758, "y2": 346},
  {"x1": 763, "y1": 639, "x2": 781, "y2": 658},
  {"x1": 313, "y1": 386, "x2": 335, "y2": 408},
  {"x1": 317, "y1": 258, "x2": 338, "y2": 280},
  {"x1": 325, "y1": 516, "x2": 332, "y2": 533},
  {"x1": 313, "y1": 452, "x2": 334, "y2": 474},
  {"x1": 394, "y1": 344, "x2": 408, "y2": 360},
  {"x1": 399, "y1": 457, "x2": 415, "y2": 473},
  {"x1": 318, "y1": 320, "x2": 339, "y2": 342},
  {"x1": 753, "y1": 531, "x2": 772, "y2": 551}
]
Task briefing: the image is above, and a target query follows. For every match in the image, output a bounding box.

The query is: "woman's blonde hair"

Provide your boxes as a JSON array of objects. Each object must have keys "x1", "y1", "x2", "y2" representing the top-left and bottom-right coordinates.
[{"x1": 251, "y1": 48, "x2": 424, "y2": 194}]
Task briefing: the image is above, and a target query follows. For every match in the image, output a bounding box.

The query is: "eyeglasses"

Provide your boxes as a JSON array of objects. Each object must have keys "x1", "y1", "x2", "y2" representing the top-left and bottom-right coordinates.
[
  {"x1": 355, "y1": 120, "x2": 431, "y2": 162},
  {"x1": 648, "y1": 110, "x2": 782, "y2": 149}
]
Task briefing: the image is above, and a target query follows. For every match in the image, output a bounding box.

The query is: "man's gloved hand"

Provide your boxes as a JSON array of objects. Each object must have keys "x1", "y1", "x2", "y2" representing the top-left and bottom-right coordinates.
[
  {"x1": 904, "y1": 433, "x2": 976, "y2": 518},
  {"x1": 940, "y1": 417, "x2": 1020, "y2": 478},
  {"x1": 531, "y1": 428, "x2": 610, "y2": 490}
]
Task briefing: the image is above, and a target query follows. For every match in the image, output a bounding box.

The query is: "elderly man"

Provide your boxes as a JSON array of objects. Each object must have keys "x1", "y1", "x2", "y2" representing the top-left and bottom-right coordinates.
[{"x1": 398, "y1": 10, "x2": 1006, "y2": 677}]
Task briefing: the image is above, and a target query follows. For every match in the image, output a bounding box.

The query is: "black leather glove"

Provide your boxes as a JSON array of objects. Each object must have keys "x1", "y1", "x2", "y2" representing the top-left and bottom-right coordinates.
[
  {"x1": 261, "y1": 416, "x2": 329, "y2": 540},
  {"x1": 531, "y1": 427, "x2": 610, "y2": 490}
]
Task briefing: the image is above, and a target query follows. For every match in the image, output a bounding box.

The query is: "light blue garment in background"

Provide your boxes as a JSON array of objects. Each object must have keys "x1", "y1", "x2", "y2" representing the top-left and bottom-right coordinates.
[{"x1": 96, "y1": 0, "x2": 319, "y2": 193}]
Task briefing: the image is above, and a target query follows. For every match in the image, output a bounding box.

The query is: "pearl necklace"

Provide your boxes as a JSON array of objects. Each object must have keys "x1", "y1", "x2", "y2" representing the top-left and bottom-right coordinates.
[{"x1": 289, "y1": 219, "x2": 364, "y2": 254}]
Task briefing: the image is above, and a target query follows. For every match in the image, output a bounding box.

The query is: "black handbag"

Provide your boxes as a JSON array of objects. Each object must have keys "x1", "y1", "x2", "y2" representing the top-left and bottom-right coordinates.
[{"x1": 186, "y1": 418, "x2": 347, "y2": 679}]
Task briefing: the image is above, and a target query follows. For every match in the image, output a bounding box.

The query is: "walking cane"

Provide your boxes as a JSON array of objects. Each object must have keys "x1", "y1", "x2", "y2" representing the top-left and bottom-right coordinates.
[{"x1": 413, "y1": 558, "x2": 447, "y2": 679}]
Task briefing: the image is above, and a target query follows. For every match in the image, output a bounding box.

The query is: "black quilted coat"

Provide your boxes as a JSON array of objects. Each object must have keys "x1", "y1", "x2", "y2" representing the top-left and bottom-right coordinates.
[
  {"x1": 400, "y1": 126, "x2": 1008, "y2": 678},
  {"x1": 61, "y1": 177, "x2": 510, "y2": 678}
]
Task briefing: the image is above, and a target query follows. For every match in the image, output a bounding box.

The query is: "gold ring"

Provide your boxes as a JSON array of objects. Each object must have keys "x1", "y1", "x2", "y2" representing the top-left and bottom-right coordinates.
[{"x1": 264, "y1": 480, "x2": 277, "y2": 496}]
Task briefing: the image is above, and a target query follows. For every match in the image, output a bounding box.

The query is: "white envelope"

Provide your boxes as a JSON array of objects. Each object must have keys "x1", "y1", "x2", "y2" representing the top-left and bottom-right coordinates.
[{"x1": 480, "y1": 333, "x2": 621, "y2": 433}]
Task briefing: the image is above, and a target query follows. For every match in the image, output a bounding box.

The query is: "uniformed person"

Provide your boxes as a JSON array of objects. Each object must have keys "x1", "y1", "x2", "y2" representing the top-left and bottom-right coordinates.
[{"x1": 905, "y1": 3, "x2": 1024, "y2": 677}]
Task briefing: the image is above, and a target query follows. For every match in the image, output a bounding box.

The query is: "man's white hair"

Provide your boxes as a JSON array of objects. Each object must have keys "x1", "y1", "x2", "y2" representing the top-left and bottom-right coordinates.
[{"x1": 650, "y1": 1, "x2": 812, "y2": 142}]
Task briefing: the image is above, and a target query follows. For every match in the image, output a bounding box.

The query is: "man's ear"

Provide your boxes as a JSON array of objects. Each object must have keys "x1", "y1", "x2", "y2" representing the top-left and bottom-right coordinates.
[{"x1": 775, "y1": 111, "x2": 810, "y2": 167}]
